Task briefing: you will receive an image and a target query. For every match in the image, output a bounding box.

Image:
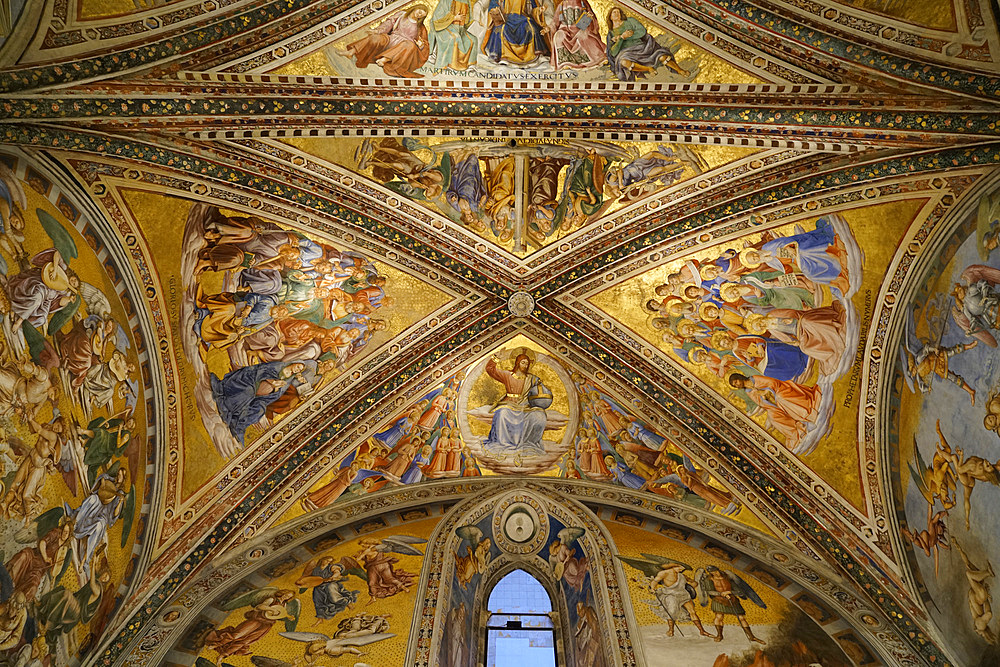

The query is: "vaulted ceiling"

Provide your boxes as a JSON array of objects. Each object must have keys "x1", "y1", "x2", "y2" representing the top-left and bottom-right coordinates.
[{"x1": 1, "y1": 0, "x2": 1000, "y2": 666}]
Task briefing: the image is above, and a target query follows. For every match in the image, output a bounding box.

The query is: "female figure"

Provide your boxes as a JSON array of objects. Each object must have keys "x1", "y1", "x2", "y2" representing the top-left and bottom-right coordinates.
[
  {"x1": 605, "y1": 8, "x2": 686, "y2": 81},
  {"x1": 296, "y1": 559, "x2": 359, "y2": 621},
  {"x1": 339, "y1": 6, "x2": 431, "y2": 78}
]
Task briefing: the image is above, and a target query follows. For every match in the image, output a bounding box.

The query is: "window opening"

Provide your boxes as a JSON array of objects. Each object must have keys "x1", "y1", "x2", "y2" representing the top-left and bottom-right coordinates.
[{"x1": 484, "y1": 569, "x2": 557, "y2": 667}]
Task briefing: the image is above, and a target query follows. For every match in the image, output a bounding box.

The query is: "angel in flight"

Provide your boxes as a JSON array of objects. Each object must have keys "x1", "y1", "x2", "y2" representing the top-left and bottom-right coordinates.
[
  {"x1": 203, "y1": 587, "x2": 300, "y2": 665},
  {"x1": 899, "y1": 302, "x2": 977, "y2": 405},
  {"x1": 548, "y1": 527, "x2": 589, "y2": 591},
  {"x1": 334, "y1": 535, "x2": 427, "y2": 601},
  {"x1": 263, "y1": 627, "x2": 396, "y2": 666},
  {"x1": 454, "y1": 525, "x2": 492, "y2": 588},
  {"x1": 616, "y1": 553, "x2": 713, "y2": 638},
  {"x1": 695, "y1": 566, "x2": 767, "y2": 644}
]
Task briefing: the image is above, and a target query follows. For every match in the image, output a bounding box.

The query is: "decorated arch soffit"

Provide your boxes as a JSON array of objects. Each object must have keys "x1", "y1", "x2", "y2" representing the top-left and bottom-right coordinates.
[
  {"x1": 0, "y1": 147, "x2": 154, "y2": 660},
  {"x1": 133, "y1": 481, "x2": 925, "y2": 667}
]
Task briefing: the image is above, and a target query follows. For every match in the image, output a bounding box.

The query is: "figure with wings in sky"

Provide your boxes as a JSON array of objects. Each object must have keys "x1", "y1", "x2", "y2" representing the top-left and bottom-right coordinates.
[
  {"x1": 616, "y1": 554, "x2": 713, "y2": 638},
  {"x1": 899, "y1": 303, "x2": 977, "y2": 404},
  {"x1": 548, "y1": 527, "x2": 589, "y2": 591},
  {"x1": 249, "y1": 627, "x2": 395, "y2": 666},
  {"x1": 203, "y1": 588, "x2": 300, "y2": 665},
  {"x1": 695, "y1": 566, "x2": 767, "y2": 644},
  {"x1": 655, "y1": 455, "x2": 741, "y2": 516},
  {"x1": 338, "y1": 535, "x2": 427, "y2": 601},
  {"x1": 454, "y1": 525, "x2": 492, "y2": 587},
  {"x1": 294, "y1": 557, "x2": 360, "y2": 622},
  {"x1": 1, "y1": 415, "x2": 72, "y2": 523},
  {"x1": 950, "y1": 264, "x2": 1000, "y2": 349},
  {"x1": 934, "y1": 420, "x2": 1000, "y2": 530},
  {"x1": 907, "y1": 425, "x2": 957, "y2": 523}
]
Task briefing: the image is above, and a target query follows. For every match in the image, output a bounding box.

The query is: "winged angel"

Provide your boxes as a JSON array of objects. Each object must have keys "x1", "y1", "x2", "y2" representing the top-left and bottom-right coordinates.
[
  {"x1": 334, "y1": 535, "x2": 428, "y2": 601},
  {"x1": 454, "y1": 525, "x2": 492, "y2": 587},
  {"x1": 615, "y1": 553, "x2": 713, "y2": 638},
  {"x1": 548, "y1": 527, "x2": 588, "y2": 591},
  {"x1": 694, "y1": 566, "x2": 767, "y2": 644},
  {"x1": 203, "y1": 587, "x2": 300, "y2": 665},
  {"x1": 654, "y1": 455, "x2": 741, "y2": 516},
  {"x1": 249, "y1": 630, "x2": 395, "y2": 666},
  {"x1": 899, "y1": 301, "x2": 977, "y2": 405}
]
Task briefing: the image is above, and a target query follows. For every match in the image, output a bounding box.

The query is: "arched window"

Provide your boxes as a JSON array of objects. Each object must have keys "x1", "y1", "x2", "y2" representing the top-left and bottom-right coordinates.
[{"x1": 484, "y1": 569, "x2": 557, "y2": 667}]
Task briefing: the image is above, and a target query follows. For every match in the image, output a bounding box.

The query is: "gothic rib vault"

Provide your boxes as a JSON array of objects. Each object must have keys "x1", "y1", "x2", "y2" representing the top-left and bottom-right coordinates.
[{"x1": 0, "y1": 0, "x2": 999, "y2": 666}]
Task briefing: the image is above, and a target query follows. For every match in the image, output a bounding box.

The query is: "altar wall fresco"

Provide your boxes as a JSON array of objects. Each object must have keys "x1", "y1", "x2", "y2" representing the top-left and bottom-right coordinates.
[
  {"x1": 284, "y1": 334, "x2": 771, "y2": 534},
  {"x1": 894, "y1": 180, "x2": 1000, "y2": 666},
  {"x1": 588, "y1": 198, "x2": 930, "y2": 509},
  {"x1": 0, "y1": 155, "x2": 147, "y2": 664},
  {"x1": 116, "y1": 189, "x2": 451, "y2": 498},
  {"x1": 609, "y1": 521, "x2": 865, "y2": 667}
]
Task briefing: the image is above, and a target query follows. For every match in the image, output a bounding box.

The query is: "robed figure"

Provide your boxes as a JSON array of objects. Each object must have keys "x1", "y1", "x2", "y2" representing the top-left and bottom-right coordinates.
[
  {"x1": 483, "y1": 0, "x2": 550, "y2": 64},
  {"x1": 481, "y1": 351, "x2": 552, "y2": 456}
]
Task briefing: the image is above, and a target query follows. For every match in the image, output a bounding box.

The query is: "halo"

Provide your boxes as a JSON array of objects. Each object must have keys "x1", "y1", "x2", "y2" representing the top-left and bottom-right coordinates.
[
  {"x1": 697, "y1": 301, "x2": 719, "y2": 321},
  {"x1": 738, "y1": 247, "x2": 762, "y2": 268},
  {"x1": 513, "y1": 346, "x2": 536, "y2": 363},
  {"x1": 744, "y1": 312, "x2": 769, "y2": 335},
  {"x1": 719, "y1": 282, "x2": 743, "y2": 303}
]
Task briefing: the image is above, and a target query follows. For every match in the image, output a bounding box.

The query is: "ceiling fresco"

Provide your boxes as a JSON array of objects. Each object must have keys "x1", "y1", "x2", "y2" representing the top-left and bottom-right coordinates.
[
  {"x1": 0, "y1": 154, "x2": 148, "y2": 665},
  {"x1": 0, "y1": 0, "x2": 999, "y2": 666},
  {"x1": 893, "y1": 179, "x2": 1000, "y2": 666}
]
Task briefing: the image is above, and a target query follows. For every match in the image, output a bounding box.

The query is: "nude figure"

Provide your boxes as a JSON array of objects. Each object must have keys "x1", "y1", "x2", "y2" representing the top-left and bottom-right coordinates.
[{"x1": 954, "y1": 538, "x2": 996, "y2": 643}]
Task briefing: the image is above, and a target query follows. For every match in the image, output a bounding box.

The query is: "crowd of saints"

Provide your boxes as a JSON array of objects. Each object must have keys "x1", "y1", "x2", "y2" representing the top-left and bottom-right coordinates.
[
  {"x1": 900, "y1": 190, "x2": 1000, "y2": 657},
  {"x1": 195, "y1": 534, "x2": 427, "y2": 667},
  {"x1": 303, "y1": 346, "x2": 742, "y2": 523},
  {"x1": 180, "y1": 205, "x2": 394, "y2": 458},
  {"x1": 333, "y1": 0, "x2": 695, "y2": 81},
  {"x1": 643, "y1": 216, "x2": 864, "y2": 455},
  {"x1": 0, "y1": 165, "x2": 140, "y2": 664},
  {"x1": 353, "y1": 137, "x2": 708, "y2": 251}
]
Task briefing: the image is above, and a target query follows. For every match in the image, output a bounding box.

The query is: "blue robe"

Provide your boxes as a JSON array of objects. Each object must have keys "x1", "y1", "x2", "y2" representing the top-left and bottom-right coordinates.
[
  {"x1": 627, "y1": 422, "x2": 665, "y2": 450},
  {"x1": 484, "y1": 0, "x2": 549, "y2": 63},
  {"x1": 310, "y1": 564, "x2": 359, "y2": 619},
  {"x1": 446, "y1": 154, "x2": 486, "y2": 217},
  {"x1": 737, "y1": 337, "x2": 809, "y2": 381},
  {"x1": 761, "y1": 218, "x2": 843, "y2": 293},
  {"x1": 210, "y1": 361, "x2": 299, "y2": 444},
  {"x1": 374, "y1": 415, "x2": 413, "y2": 450}
]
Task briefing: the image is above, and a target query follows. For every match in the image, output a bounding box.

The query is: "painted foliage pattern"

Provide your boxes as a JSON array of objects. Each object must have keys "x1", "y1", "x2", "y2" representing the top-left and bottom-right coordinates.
[
  {"x1": 897, "y1": 185, "x2": 1000, "y2": 666},
  {"x1": 193, "y1": 520, "x2": 435, "y2": 667},
  {"x1": 611, "y1": 522, "x2": 857, "y2": 667},
  {"x1": 302, "y1": 335, "x2": 752, "y2": 528},
  {"x1": 0, "y1": 163, "x2": 143, "y2": 664},
  {"x1": 179, "y1": 204, "x2": 397, "y2": 459}
]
